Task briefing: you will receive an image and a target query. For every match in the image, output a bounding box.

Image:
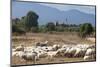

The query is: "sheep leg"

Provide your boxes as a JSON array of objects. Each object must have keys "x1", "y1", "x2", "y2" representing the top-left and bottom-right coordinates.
[{"x1": 34, "y1": 56, "x2": 36, "y2": 64}]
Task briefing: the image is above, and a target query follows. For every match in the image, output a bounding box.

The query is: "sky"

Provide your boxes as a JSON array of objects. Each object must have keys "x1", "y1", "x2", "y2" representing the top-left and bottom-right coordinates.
[
  {"x1": 12, "y1": 0, "x2": 95, "y2": 15},
  {"x1": 39, "y1": 3, "x2": 95, "y2": 14},
  {"x1": 12, "y1": 1, "x2": 95, "y2": 25}
]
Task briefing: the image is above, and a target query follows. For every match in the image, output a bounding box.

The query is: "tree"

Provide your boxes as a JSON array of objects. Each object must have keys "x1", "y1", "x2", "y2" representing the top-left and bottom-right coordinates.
[
  {"x1": 56, "y1": 21, "x2": 59, "y2": 26},
  {"x1": 19, "y1": 16, "x2": 26, "y2": 28},
  {"x1": 60, "y1": 23, "x2": 66, "y2": 27},
  {"x1": 25, "y1": 11, "x2": 39, "y2": 31},
  {"x1": 12, "y1": 23, "x2": 26, "y2": 35},
  {"x1": 12, "y1": 18, "x2": 20, "y2": 25},
  {"x1": 46, "y1": 22, "x2": 55, "y2": 31},
  {"x1": 79, "y1": 23, "x2": 94, "y2": 38}
]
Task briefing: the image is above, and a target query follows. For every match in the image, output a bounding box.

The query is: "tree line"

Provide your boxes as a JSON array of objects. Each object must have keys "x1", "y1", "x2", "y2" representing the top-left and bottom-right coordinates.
[{"x1": 12, "y1": 11, "x2": 95, "y2": 38}]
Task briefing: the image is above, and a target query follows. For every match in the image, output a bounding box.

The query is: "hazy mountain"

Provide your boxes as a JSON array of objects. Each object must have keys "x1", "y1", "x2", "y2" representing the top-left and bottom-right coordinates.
[{"x1": 12, "y1": 2, "x2": 95, "y2": 25}]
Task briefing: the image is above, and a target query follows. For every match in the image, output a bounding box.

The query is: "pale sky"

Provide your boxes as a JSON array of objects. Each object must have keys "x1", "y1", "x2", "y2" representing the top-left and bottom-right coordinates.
[{"x1": 39, "y1": 3, "x2": 95, "y2": 14}]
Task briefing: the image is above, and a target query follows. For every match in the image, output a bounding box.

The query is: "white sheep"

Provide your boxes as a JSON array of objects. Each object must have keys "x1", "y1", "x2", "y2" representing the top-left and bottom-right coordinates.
[
  {"x1": 21, "y1": 51, "x2": 38, "y2": 63},
  {"x1": 52, "y1": 44, "x2": 61, "y2": 51},
  {"x1": 64, "y1": 47, "x2": 71, "y2": 57},
  {"x1": 87, "y1": 44, "x2": 96, "y2": 49},
  {"x1": 14, "y1": 47, "x2": 39, "y2": 63},
  {"x1": 12, "y1": 51, "x2": 24, "y2": 62},
  {"x1": 84, "y1": 55, "x2": 92, "y2": 60},
  {"x1": 40, "y1": 46, "x2": 53, "y2": 52},
  {"x1": 12, "y1": 48, "x2": 16, "y2": 52},
  {"x1": 57, "y1": 47, "x2": 66, "y2": 57},
  {"x1": 46, "y1": 46, "x2": 52, "y2": 51},
  {"x1": 74, "y1": 48, "x2": 86, "y2": 57},
  {"x1": 32, "y1": 47, "x2": 48, "y2": 58},
  {"x1": 85, "y1": 48, "x2": 95, "y2": 56},
  {"x1": 24, "y1": 46, "x2": 35, "y2": 53},
  {"x1": 76, "y1": 44, "x2": 91, "y2": 49},
  {"x1": 62, "y1": 45, "x2": 68, "y2": 48},
  {"x1": 47, "y1": 51, "x2": 58, "y2": 60},
  {"x1": 44, "y1": 40, "x2": 48, "y2": 44},
  {"x1": 37, "y1": 51, "x2": 47, "y2": 58},
  {"x1": 35, "y1": 42, "x2": 41, "y2": 46},
  {"x1": 35, "y1": 41, "x2": 48, "y2": 47},
  {"x1": 66, "y1": 47, "x2": 76, "y2": 57},
  {"x1": 15, "y1": 44, "x2": 24, "y2": 51},
  {"x1": 84, "y1": 54, "x2": 96, "y2": 61},
  {"x1": 12, "y1": 51, "x2": 19, "y2": 56},
  {"x1": 84, "y1": 48, "x2": 96, "y2": 60}
]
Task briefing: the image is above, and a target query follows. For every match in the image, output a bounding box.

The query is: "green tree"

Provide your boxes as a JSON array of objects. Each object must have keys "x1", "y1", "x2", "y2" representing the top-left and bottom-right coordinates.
[
  {"x1": 25, "y1": 11, "x2": 39, "y2": 31},
  {"x1": 12, "y1": 17, "x2": 26, "y2": 35},
  {"x1": 79, "y1": 23, "x2": 94, "y2": 38},
  {"x1": 56, "y1": 21, "x2": 59, "y2": 26},
  {"x1": 12, "y1": 18, "x2": 20, "y2": 25},
  {"x1": 12, "y1": 23, "x2": 26, "y2": 35},
  {"x1": 46, "y1": 22, "x2": 55, "y2": 31}
]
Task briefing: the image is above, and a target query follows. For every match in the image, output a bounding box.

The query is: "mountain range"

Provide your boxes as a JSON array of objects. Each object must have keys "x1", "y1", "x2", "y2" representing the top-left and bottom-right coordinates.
[{"x1": 12, "y1": 2, "x2": 96, "y2": 25}]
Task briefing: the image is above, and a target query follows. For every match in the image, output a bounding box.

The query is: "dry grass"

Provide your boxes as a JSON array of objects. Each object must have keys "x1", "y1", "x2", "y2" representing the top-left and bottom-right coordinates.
[
  {"x1": 12, "y1": 33, "x2": 95, "y2": 47},
  {"x1": 11, "y1": 32, "x2": 95, "y2": 65},
  {"x1": 12, "y1": 55, "x2": 95, "y2": 65}
]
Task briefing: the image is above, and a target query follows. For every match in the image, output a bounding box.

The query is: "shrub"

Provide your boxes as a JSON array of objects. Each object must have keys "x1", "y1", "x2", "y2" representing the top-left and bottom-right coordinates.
[{"x1": 79, "y1": 23, "x2": 94, "y2": 38}]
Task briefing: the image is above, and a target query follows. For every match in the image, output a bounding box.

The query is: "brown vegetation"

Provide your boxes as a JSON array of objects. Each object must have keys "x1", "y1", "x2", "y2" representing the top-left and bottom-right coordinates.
[{"x1": 12, "y1": 32, "x2": 95, "y2": 65}]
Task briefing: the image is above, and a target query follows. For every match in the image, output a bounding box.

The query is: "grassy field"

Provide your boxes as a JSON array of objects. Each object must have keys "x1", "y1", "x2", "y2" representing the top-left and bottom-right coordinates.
[
  {"x1": 12, "y1": 55, "x2": 95, "y2": 66},
  {"x1": 11, "y1": 32, "x2": 95, "y2": 65},
  {"x1": 12, "y1": 32, "x2": 95, "y2": 47}
]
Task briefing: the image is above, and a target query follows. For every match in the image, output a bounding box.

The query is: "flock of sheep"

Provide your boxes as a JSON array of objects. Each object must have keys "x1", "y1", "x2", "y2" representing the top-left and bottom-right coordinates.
[{"x1": 12, "y1": 41, "x2": 96, "y2": 64}]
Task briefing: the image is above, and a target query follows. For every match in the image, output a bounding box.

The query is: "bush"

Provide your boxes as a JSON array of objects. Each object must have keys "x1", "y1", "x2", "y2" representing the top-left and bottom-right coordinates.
[
  {"x1": 56, "y1": 26, "x2": 64, "y2": 32},
  {"x1": 79, "y1": 23, "x2": 94, "y2": 38},
  {"x1": 46, "y1": 22, "x2": 55, "y2": 31},
  {"x1": 30, "y1": 27, "x2": 38, "y2": 32},
  {"x1": 12, "y1": 24, "x2": 26, "y2": 35}
]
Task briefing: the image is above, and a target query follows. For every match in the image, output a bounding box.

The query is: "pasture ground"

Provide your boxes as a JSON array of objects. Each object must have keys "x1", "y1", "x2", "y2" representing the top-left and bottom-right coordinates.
[{"x1": 11, "y1": 32, "x2": 95, "y2": 65}]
